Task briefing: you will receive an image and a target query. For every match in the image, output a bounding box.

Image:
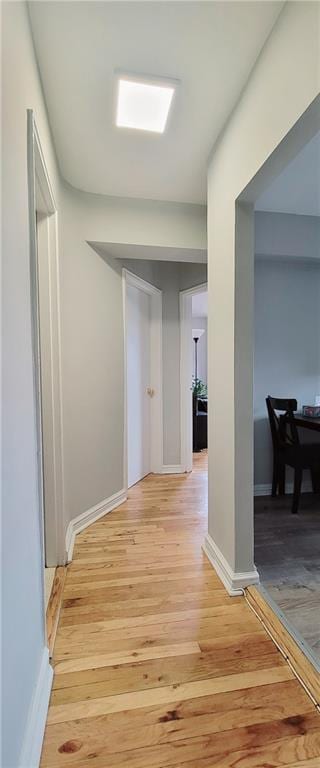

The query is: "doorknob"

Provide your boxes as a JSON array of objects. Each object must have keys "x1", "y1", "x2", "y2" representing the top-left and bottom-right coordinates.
[{"x1": 147, "y1": 387, "x2": 155, "y2": 397}]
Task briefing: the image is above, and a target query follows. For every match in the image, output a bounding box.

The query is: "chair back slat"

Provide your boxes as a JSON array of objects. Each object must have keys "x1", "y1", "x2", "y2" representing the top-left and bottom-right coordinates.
[{"x1": 266, "y1": 396, "x2": 299, "y2": 450}]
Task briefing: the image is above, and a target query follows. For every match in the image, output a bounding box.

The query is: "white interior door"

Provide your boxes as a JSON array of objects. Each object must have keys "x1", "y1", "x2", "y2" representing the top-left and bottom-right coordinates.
[{"x1": 127, "y1": 283, "x2": 151, "y2": 488}]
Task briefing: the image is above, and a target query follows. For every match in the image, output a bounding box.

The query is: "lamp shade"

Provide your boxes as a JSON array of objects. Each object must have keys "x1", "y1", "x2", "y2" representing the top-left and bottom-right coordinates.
[{"x1": 192, "y1": 328, "x2": 205, "y2": 340}]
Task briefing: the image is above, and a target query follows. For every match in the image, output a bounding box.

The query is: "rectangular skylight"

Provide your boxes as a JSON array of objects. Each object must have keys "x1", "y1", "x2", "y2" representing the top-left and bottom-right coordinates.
[{"x1": 116, "y1": 73, "x2": 177, "y2": 133}]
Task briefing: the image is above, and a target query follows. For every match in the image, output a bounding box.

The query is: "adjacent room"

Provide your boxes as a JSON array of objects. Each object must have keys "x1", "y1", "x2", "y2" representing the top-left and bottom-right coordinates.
[
  {"x1": 192, "y1": 290, "x2": 208, "y2": 457},
  {"x1": 253, "y1": 131, "x2": 320, "y2": 665}
]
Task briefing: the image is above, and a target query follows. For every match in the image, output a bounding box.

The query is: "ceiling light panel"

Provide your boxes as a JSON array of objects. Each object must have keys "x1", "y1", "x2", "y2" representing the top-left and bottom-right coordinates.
[{"x1": 116, "y1": 74, "x2": 177, "y2": 133}]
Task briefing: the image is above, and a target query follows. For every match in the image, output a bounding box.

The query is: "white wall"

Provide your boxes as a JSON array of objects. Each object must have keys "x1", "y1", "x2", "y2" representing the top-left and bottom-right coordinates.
[
  {"x1": 207, "y1": 1, "x2": 320, "y2": 583},
  {"x1": 255, "y1": 211, "x2": 320, "y2": 261},
  {"x1": 192, "y1": 316, "x2": 208, "y2": 385},
  {"x1": 59, "y1": 184, "x2": 125, "y2": 523},
  {"x1": 155, "y1": 263, "x2": 181, "y2": 466},
  {"x1": 254, "y1": 257, "x2": 320, "y2": 488},
  {"x1": 2, "y1": 3, "x2": 61, "y2": 765},
  {"x1": 64, "y1": 182, "x2": 207, "y2": 250}
]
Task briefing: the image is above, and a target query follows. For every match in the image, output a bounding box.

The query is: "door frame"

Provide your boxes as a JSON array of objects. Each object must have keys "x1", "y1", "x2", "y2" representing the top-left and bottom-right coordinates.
[
  {"x1": 180, "y1": 282, "x2": 208, "y2": 472},
  {"x1": 27, "y1": 110, "x2": 65, "y2": 576},
  {"x1": 122, "y1": 269, "x2": 163, "y2": 490}
]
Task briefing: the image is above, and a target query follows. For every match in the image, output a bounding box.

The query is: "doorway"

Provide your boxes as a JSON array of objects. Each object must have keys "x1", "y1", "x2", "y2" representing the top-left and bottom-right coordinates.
[
  {"x1": 180, "y1": 282, "x2": 207, "y2": 472},
  {"x1": 253, "y1": 132, "x2": 320, "y2": 668},
  {"x1": 27, "y1": 112, "x2": 65, "y2": 630},
  {"x1": 123, "y1": 270, "x2": 163, "y2": 488},
  {"x1": 227, "y1": 99, "x2": 320, "y2": 668}
]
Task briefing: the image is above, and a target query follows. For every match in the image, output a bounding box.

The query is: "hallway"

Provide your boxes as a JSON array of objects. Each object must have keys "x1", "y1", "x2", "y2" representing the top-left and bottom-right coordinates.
[{"x1": 41, "y1": 455, "x2": 319, "y2": 767}]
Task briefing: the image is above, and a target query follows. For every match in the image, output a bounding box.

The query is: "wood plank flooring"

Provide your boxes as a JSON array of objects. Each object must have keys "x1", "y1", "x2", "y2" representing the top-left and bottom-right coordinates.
[
  {"x1": 46, "y1": 567, "x2": 67, "y2": 658},
  {"x1": 246, "y1": 587, "x2": 320, "y2": 706},
  {"x1": 41, "y1": 452, "x2": 320, "y2": 767}
]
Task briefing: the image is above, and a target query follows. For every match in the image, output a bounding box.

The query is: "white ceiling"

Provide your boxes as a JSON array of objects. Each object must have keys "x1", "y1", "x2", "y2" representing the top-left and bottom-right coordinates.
[
  {"x1": 192, "y1": 291, "x2": 208, "y2": 317},
  {"x1": 29, "y1": 1, "x2": 283, "y2": 205},
  {"x1": 256, "y1": 131, "x2": 320, "y2": 217}
]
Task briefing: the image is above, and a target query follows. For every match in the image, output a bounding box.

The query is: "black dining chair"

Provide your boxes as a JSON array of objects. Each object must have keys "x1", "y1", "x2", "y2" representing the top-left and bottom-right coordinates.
[{"x1": 266, "y1": 396, "x2": 320, "y2": 513}]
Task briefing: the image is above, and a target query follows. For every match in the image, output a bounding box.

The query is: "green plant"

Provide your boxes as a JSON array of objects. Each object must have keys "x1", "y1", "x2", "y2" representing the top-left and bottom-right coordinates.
[{"x1": 192, "y1": 377, "x2": 207, "y2": 397}]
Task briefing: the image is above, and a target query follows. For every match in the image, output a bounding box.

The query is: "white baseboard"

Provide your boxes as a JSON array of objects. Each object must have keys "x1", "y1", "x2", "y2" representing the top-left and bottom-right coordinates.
[
  {"x1": 159, "y1": 464, "x2": 185, "y2": 474},
  {"x1": 203, "y1": 533, "x2": 259, "y2": 596},
  {"x1": 19, "y1": 648, "x2": 53, "y2": 768},
  {"x1": 254, "y1": 480, "x2": 313, "y2": 497},
  {"x1": 65, "y1": 488, "x2": 127, "y2": 561}
]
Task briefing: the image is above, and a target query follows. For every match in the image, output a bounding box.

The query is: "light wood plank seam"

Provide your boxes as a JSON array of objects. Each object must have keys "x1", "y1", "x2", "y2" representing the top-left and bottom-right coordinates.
[
  {"x1": 46, "y1": 566, "x2": 67, "y2": 658},
  {"x1": 47, "y1": 666, "x2": 293, "y2": 724},
  {"x1": 53, "y1": 641, "x2": 201, "y2": 675}
]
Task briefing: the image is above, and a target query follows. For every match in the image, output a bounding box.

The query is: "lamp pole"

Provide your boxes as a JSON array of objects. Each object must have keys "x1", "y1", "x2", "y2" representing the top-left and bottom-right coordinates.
[
  {"x1": 193, "y1": 336, "x2": 199, "y2": 452},
  {"x1": 194, "y1": 336, "x2": 199, "y2": 384}
]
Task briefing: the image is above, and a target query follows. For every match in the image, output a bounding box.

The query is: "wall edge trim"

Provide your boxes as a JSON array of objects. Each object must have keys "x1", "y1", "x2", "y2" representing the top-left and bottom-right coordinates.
[
  {"x1": 254, "y1": 480, "x2": 313, "y2": 497},
  {"x1": 19, "y1": 647, "x2": 53, "y2": 768},
  {"x1": 65, "y1": 488, "x2": 127, "y2": 562},
  {"x1": 203, "y1": 533, "x2": 259, "y2": 596},
  {"x1": 159, "y1": 465, "x2": 185, "y2": 475}
]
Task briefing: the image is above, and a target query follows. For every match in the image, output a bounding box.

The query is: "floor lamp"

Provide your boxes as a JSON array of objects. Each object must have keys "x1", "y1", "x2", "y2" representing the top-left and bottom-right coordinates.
[
  {"x1": 192, "y1": 329, "x2": 205, "y2": 452},
  {"x1": 193, "y1": 336, "x2": 200, "y2": 452}
]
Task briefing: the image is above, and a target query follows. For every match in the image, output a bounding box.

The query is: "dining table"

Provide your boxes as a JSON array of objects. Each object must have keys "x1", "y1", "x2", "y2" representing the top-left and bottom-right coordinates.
[
  {"x1": 293, "y1": 414, "x2": 320, "y2": 433},
  {"x1": 280, "y1": 412, "x2": 320, "y2": 495}
]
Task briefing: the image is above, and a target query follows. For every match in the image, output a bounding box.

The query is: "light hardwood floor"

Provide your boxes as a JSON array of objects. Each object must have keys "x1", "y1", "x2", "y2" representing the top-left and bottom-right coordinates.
[
  {"x1": 41, "y1": 452, "x2": 320, "y2": 767},
  {"x1": 45, "y1": 568, "x2": 56, "y2": 611},
  {"x1": 46, "y1": 567, "x2": 67, "y2": 658}
]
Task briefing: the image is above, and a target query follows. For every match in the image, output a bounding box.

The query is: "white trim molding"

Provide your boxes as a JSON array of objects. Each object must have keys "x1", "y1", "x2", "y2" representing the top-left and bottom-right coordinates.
[
  {"x1": 66, "y1": 488, "x2": 127, "y2": 561},
  {"x1": 254, "y1": 480, "x2": 313, "y2": 497},
  {"x1": 203, "y1": 533, "x2": 259, "y2": 596},
  {"x1": 27, "y1": 111, "x2": 65, "y2": 569},
  {"x1": 19, "y1": 648, "x2": 53, "y2": 768},
  {"x1": 159, "y1": 465, "x2": 185, "y2": 475},
  {"x1": 122, "y1": 269, "x2": 162, "y2": 298}
]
